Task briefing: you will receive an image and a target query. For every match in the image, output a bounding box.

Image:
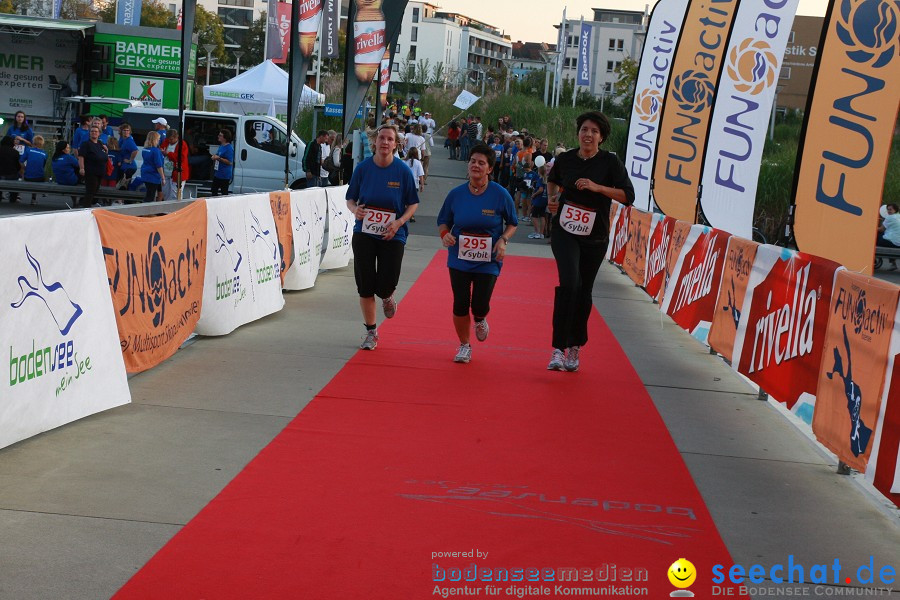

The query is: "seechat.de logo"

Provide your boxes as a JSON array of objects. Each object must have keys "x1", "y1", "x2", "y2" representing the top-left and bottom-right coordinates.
[
  {"x1": 635, "y1": 89, "x2": 663, "y2": 123},
  {"x1": 727, "y1": 38, "x2": 777, "y2": 95},
  {"x1": 836, "y1": 0, "x2": 899, "y2": 68},
  {"x1": 671, "y1": 70, "x2": 715, "y2": 113},
  {"x1": 668, "y1": 558, "x2": 697, "y2": 597}
]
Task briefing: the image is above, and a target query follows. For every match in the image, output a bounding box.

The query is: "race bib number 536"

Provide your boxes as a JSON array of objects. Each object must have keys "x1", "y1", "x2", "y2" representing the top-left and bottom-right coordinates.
[
  {"x1": 458, "y1": 232, "x2": 492, "y2": 262},
  {"x1": 559, "y1": 203, "x2": 596, "y2": 236},
  {"x1": 362, "y1": 207, "x2": 396, "y2": 236}
]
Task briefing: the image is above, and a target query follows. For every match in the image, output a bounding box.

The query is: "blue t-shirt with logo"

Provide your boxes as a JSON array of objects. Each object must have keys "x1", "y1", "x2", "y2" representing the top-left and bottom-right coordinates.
[
  {"x1": 214, "y1": 143, "x2": 234, "y2": 180},
  {"x1": 141, "y1": 147, "x2": 165, "y2": 184},
  {"x1": 20, "y1": 147, "x2": 47, "y2": 180},
  {"x1": 6, "y1": 125, "x2": 33, "y2": 144},
  {"x1": 532, "y1": 175, "x2": 548, "y2": 209},
  {"x1": 491, "y1": 143, "x2": 503, "y2": 164},
  {"x1": 120, "y1": 136, "x2": 139, "y2": 171},
  {"x1": 437, "y1": 181, "x2": 518, "y2": 276},
  {"x1": 347, "y1": 156, "x2": 420, "y2": 245},
  {"x1": 52, "y1": 154, "x2": 79, "y2": 185}
]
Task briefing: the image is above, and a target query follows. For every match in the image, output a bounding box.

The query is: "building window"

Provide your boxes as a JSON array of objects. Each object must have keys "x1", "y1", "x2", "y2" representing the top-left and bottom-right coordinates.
[
  {"x1": 411, "y1": 26, "x2": 417, "y2": 42},
  {"x1": 218, "y1": 0, "x2": 253, "y2": 7},
  {"x1": 609, "y1": 38, "x2": 624, "y2": 51},
  {"x1": 780, "y1": 66, "x2": 791, "y2": 79},
  {"x1": 607, "y1": 60, "x2": 615, "y2": 72},
  {"x1": 224, "y1": 28, "x2": 247, "y2": 46},
  {"x1": 412, "y1": 7, "x2": 419, "y2": 23},
  {"x1": 393, "y1": 62, "x2": 399, "y2": 72},
  {"x1": 218, "y1": 7, "x2": 252, "y2": 27},
  {"x1": 603, "y1": 82, "x2": 613, "y2": 93},
  {"x1": 408, "y1": 45, "x2": 416, "y2": 61},
  {"x1": 788, "y1": 30, "x2": 795, "y2": 43}
]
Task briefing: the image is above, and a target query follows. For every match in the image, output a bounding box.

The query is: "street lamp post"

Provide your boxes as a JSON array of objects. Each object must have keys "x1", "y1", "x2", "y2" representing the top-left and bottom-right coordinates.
[
  {"x1": 233, "y1": 50, "x2": 245, "y2": 77},
  {"x1": 203, "y1": 43, "x2": 217, "y2": 111}
]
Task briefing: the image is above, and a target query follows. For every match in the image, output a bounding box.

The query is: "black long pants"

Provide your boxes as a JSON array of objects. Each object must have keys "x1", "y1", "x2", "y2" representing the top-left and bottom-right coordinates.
[
  {"x1": 82, "y1": 173, "x2": 102, "y2": 207},
  {"x1": 211, "y1": 177, "x2": 230, "y2": 196},
  {"x1": 351, "y1": 232, "x2": 405, "y2": 299},
  {"x1": 550, "y1": 229, "x2": 608, "y2": 350},
  {"x1": 449, "y1": 268, "x2": 498, "y2": 318}
]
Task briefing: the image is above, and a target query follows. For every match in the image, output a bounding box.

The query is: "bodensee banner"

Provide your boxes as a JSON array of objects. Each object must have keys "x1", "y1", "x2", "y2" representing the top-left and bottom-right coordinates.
[
  {"x1": 284, "y1": 188, "x2": 328, "y2": 290},
  {"x1": 320, "y1": 185, "x2": 354, "y2": 270}
]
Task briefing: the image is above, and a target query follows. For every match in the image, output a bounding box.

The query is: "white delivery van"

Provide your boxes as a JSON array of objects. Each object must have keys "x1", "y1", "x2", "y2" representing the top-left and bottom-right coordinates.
[{"x1": 122, "y1": 107, "x2": 308, "y2": 192}]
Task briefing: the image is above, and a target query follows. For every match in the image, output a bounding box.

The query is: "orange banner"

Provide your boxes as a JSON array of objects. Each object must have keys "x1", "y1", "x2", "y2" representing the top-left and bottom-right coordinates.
[
  {"x1": 269, "y1": 191, "x2": 294, "y2": 285},
  {"x1": 792, "y1": 0, "x2": 900, "y2": 274},
  {"x1": 708, "y1": 237, "x2": 759, "y2": 361},
  {"x1": 623, "y1": 210, "x2": 652, "y2": 286},
  {"x1": 652, "y1": 0, "x2": 740, "y2": 222},
  {"x1": 95, "y1": 201, "x2": 207, "y2": 373},
  {"x1": 813, "y1": 271, "x2": 899, "y2": 472},
  {"x1": 658, "y1": 220, "x2": 692, "y2": 304}
]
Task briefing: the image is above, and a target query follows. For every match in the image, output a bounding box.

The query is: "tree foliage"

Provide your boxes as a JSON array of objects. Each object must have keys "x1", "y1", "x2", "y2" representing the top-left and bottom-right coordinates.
[
  {"x1": 139, "y1": 0, "x2": 177, "y2": 28},
  {"x1": 195, "y1": 5, "x2": 226, "y2": 62},
  {"x1": 239, "y1": 11, "x2": 266, "y2": 68},
  {"x1": 0, "y1": 0, "x2": 16, "y2": 13}
]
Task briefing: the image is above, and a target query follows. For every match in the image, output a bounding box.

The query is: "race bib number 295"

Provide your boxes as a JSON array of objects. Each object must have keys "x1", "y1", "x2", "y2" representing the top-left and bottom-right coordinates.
[{"x1": 458, "y1": 232, "x2": 492, "y2": 262}]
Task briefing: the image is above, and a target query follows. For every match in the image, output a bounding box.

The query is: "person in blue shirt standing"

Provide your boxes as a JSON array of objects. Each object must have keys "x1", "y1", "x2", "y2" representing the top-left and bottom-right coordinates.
[
  {"x1": 72, "y1": 115, "x2": 91, "y2": 156},
  {"x1": 437, "y1": 143, "x2": 518, "y2": 364},
  {"x1": 345, "y1": 124, "x2": 420, "y2": 350},
  {"x1": 210, "y1": 129, "x2": 234, "y2": 196},
  {"x1": 118, "y1": 122, "x2": 139, "y2": 180},
  {"x1": 20, "y1": 135, "x2": 47, "y2": 205},
  {"x1": 140, "y1": 131, "x2": 166, "y2": 203},
  {"x1": 5, "y1": 110, "x2": 34, "y2": 150}
]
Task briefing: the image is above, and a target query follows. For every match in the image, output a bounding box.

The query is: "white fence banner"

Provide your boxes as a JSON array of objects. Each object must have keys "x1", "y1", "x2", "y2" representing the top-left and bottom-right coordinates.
[
  {"x1": 284, "y1": 188, "x2": 328, "y2": 290},
  {"x1": 0, "y1": 212, "x2": 130, "y2": 450},
  {"x1": 195, "y1": 193, "x2": 285, "y2": 336},
  {"x1": 625, "y1": 0, "x2": 691, "y2": 211},
  {"x1": 698, "y1": 0, "x2": 800, "y2": 237},
  {"x1": 319, "y1": 185, "x2": 354, "y2": 271}
]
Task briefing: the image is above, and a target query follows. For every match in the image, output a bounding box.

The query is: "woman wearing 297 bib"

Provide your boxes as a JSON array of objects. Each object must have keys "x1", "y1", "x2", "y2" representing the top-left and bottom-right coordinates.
[
  {"x1": 546, "y1": 111, "x2": 634, "y2": 372},
  {"x1": 438, "y1": 143, "x2": 517, "y2": 364}
]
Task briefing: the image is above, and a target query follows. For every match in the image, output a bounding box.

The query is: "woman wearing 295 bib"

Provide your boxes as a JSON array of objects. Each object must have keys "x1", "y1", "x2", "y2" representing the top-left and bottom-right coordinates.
[
  {"x1": 438, "y1": 144, "x2": 517, "y2": 364},
  {"x1": 546, "y1": 111, "x2": 634, "y2": 372}
]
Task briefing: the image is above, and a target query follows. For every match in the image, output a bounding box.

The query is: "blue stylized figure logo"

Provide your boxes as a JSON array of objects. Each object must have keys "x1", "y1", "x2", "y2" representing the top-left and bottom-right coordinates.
[
  {"x1": 10, "y1": 246, "x2": 83, "y2": 335},
  {"x1": 836, "y1": 0, "x2": 899, "y2": 68},
  {"x1": 722, "y1": 278, "x2": 741, "y2": 328},
  {"x1": 214, "y1": 216, "x2": 243, "y2": 273},
  {"x1": 826, "y1": 324, "x2": 873, "y2": 457},
  {"x1": 671, "y1": 70, "x2": 715, "y2": 113},
  {"x1": 249, "y1": 210, "x2": 278, "y2": 261}
]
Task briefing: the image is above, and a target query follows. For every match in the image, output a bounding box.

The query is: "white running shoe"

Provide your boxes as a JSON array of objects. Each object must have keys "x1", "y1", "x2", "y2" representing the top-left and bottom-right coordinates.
[
  {"x1": 564, "y1": 346, "x2": 580, "y2": 372},
  {"x1": 547, "y1": 348, "x2": 566, "y2": 371},
  {"x1": 474, "y1": 319, "x2": 489, "y2": 342},
  {"x1": 454, "y1": 343, "x2": 472, "y2": 363},
  {"x1": 360, "y1": 329, "x2": 378, "y2": 350},
  {"x1": 382, "y1": 295, "x2": 397, "y2": 319}
]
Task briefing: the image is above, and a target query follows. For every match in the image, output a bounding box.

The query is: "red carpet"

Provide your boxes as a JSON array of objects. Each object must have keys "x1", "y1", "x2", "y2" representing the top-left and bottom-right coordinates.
[{"x1": 115, "y1": 254, "x2": 745, "y2": 599}]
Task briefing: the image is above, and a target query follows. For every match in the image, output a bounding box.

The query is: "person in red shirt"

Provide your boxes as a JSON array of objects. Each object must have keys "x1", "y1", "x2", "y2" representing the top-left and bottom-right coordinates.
[
  {"x1": 165, "y1": 129, "x2": 191, "y2": 194},
  {"x1": 447, "y1": 120, "x2": 460, "y2": 160}
]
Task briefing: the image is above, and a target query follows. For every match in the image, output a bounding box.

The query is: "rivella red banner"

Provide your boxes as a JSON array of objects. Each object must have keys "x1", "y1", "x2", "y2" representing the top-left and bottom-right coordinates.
[
  {"x1": 732, "y1": 245, "x2": 841, "y2": 418},
  {"x1": 623, "y1": 210, "x2": 652, "y2": 286},
  {"x1": 707, "y1": 237, "x2": 759, "y2": 362},
  {"x1": 608, "y1": 204, "x2": 631, "y2": 266},
  {"x1": 644, "y1": 214, "x2": 676, "y2": 299},
  {"x1": 658, "y1": 219, "x2": 692, "y2": 304},
  {"x1": 813, "y1": 270, "x2": 899, "y2": 472},
  {"x1": 867, "y1": 342, "x2": 900, "y2": 507},
  {"x1": 661, "y1": 224, "x2": 731, "y2": 344}
]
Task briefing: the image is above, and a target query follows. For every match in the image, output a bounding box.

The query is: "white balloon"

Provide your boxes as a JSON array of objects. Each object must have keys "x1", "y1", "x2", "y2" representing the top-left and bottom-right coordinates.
[
  {"x1": 880, "y1": 205, "x2": 889, "y2": 219},
  {"x1": 534, "y1": 155, "x2": 546, "y2": 168}
]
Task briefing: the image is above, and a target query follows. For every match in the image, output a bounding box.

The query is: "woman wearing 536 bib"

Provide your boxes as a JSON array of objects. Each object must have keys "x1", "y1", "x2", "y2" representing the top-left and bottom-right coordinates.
[
  {"x1": 438, "y1": 144, "x2": 517, "y2": 364},
  {"x1": 346, "y1": 124, "x2": 420, "y2": 350},
  {"x1": 546, "y1": 112, "x2": 634, "y2": 372}
]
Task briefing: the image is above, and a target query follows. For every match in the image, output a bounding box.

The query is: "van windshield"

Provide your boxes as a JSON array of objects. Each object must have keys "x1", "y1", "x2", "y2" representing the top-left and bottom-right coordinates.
[{"x1": 245, "y1": 120, "x2": 287, "y2": 157}]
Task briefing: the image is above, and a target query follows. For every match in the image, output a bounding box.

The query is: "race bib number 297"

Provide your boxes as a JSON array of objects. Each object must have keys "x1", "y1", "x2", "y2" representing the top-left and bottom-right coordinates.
[{"x1": 362, "y1": 207, "x2": 396, "y2": 236}]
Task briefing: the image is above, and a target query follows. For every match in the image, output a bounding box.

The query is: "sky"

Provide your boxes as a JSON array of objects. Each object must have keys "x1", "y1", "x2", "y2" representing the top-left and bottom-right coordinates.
[{"x1": 445, "y1": 0, "x2": 830, "y2": 44}]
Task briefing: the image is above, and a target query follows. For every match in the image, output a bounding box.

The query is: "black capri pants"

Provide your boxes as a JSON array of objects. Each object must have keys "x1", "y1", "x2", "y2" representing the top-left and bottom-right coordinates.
[
  {"x1": 352, "y1": 232, "x2": 405, "y2": 298},
  {"x1": 550, "y1": 229, "x2": 608, "y2": 350},
  {"x1": 449, "y1": 268, "x2": 498, "y2": 318}
]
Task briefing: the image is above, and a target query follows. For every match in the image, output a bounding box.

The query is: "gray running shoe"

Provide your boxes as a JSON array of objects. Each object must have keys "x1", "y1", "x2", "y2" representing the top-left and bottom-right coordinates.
[
  {"x1": 474, "y1": 319, "x2": 489, "y2": 342},
  {"x1": 360, "y1": 329, "x2": 378, "y2": 350},
  {"x1": 454, "y1": 343, "x2": 472, "y2": 363},
  {"x1": 564, "y1": 346, "x2": 580, "y2": 372},
  {"x1": 547, "y1": 348, "x2": 566, "y2": 371},
  {"x1": 382, "y1": 295, "x2": 397, "y2": 319}
]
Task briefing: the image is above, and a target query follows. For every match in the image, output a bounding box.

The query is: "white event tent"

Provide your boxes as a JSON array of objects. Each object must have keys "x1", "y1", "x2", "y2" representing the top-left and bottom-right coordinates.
[{"x1": 203, "y1": 60, "x2": 324, "y2": 120}]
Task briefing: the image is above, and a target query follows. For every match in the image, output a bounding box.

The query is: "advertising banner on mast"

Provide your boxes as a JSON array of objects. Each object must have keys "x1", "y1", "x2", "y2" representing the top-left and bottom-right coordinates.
[
  {"x1": 651, "y1": 0, "x2": 741, "y2": 221},
  {"x1": 625, "y1": 0, "x2": 691, "y2": 211},
  {"x1": 576, "y1": 23, "x2": 593, "y2": 87},
  {"x1": 322, "y1": 0, "x2": 341, "y2": 58},
  {"x1": 698, "y1": 0, "x2": 800, "y2": 238}
]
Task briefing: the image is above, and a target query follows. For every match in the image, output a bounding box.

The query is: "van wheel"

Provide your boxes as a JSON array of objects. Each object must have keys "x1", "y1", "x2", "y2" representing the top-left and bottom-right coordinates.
[{"x1": 290, "y1": 179, "x2": 307, "y2": 190}]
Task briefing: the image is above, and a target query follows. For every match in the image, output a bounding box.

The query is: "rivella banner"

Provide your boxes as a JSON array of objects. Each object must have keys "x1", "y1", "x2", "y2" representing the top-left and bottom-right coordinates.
[
  {"x1": 623, "y1": 209, "x2": 652, "y2": 287},
  {"x1": 658, "y1": 219, "x2": 692, "y2": 305},
  {"x1": 707, "y1": 236, "x2": 759, "y2": 362},
  {"x1": 609, "y1": 204, "x2": 632, "y2": 266},
  {"x1": 644, "y1": 213, "x2": 677, "y2": 299},
  {"x1": 652, "y1": 0, "x2": 741, "y2": 222},
  {"x1": 791, "y1": 0, "x2": 900, "y2": 274},
  {"x1": 195, "y1": 194, "x2": 285, "y2": 337},
  {"x1": 732, "y1": 245, "x2": 841, "y2": 420},
  {"x1": 625, "y1": 0, "x2": 691, "y2": 210},
  {"x1": 320, "y1": 185, "x2": 354, "y2": 270},
  {"x1": 813, "y1": 270, "x2": 898, "y2": 472},
  {"x1": 95, "y1": 202, "x2": 207, "y2": 373},
  {"x1": 0, "y1": 212, "x2": 130, "y2": 451},
  {"x1": 867, "y1": 316, "x2": 900, "y2": 506},
  {"x1": 661, "y1": 224, "x2": 732, "y2": 344},
  {"x1": 699, "y1": 0, "x2": 800, "y2": 238},
  {"x1": 284, "y1": 188, "x2": 328, "y2": 290}
]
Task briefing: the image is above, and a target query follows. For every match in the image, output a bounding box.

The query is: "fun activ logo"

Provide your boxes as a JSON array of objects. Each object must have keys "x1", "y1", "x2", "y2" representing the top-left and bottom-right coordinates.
[
  {"x1": 671, "y1": 70, "x2": 715, "y2": 113},
  {"x1": 836, "y1": 0, "x2": 899, "y2": 68},
  {"x1": 726, "y1": 38, "x2": 778, "y2": 95},
  {"x1": 634, "y1": 89, "x2": 663, "y2": 123}
]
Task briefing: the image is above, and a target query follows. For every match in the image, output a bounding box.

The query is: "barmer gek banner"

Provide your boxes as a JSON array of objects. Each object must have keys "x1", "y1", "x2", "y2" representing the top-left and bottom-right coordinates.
[
  {"x1": 652, "y1": 0, "x2": 742, "y2": 222},
  {"x1": 625, "y1": 0, "x2": 692, "y2": 211},
  {"x1": 699, "y1": 0, "x2": 801, "y2": 238},
  {"x1": 790, "y1": 0, "x2": 900, "y2": 274},
  {"x1": 576, "y1": 23, "x2": 593, "y2": 87},
  {"x1": 1, "y1": 212, "x2": 130, "y2": 451}
]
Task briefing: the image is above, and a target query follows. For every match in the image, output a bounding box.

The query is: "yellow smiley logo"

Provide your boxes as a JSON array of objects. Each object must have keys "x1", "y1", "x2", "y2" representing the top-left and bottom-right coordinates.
[{"x1": 668, "y1": 558, "x2": 697, "y2": 589}]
